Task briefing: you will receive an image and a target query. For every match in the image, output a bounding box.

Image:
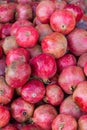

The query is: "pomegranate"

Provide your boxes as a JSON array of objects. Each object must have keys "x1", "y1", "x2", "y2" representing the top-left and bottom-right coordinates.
[
  {"x1": 41, "y1": 32, "x2": 67, "y2": 58},
  {"x1": 2, "y1": 36, "x2": 18, "y2": 55},
  {"x1": 6, "y1": 48, "x2": 30, "y2": 66},
  {"x1": 55, "y1": 0, "x2": 67, "y2": 10},
  {"x1": 0, "y1": 105, "x2": 10, "y2": 128},
  {"x1": 35, "y1": 24, "x2": 53, "y2": 42},
  {"x1": 60, "y1": 95, "x2": 83, "y2": 120},
  {"x1": 0, "y1": 3, "x2": 15, "y2": 23},
  {"x1": 16, "y1": 26, "x2": 39, "y2": 48},
  {"x1": 58, "y1": 66, "x2": 85, "y2": 94},
  {"x1": 30, "y1": 53, "x2": 57, "y2": 82},
  {"x1": 64, "y1": 4, "x2": 83, "y2": 22},
  {"x1": 67, "y1": 28, "x2": 87, "y2": 56},
  {"x1": 2, "y1": 124, "x2": 18, "y2": 130},
  {"x1": 5, "y1": 61, "x2": 31, "y2": 88},
  {"x1": 44, "y1": 84, "x2": 64, "y2": 106},
  {"x1": 78, "y1": 115, "x2": 87, "y2": 130},
  {"x1": 15, "y1": 4, "x2": 32, "y2": 21},
  {"x1": 0, "y1": 76, "x2": 14, "y2": 104},
  {"x1": 33, "y1": 104, "x2": 57, "y2": 130},
  {"x1": 52, "y1": 114, "x2": 77, "y2": 130},
  {"x1": 77, "y1": 53, "x2": 87, "y2": 68},
  {"x1": 11, "y1": 97, "x2": 34, "y2": 122},
  {"x1": 28, "y1": 44, "x2": 42, "y2": 58},
  {"x1": 21, "y1": 79, "x2": 45, "y2": 104},
  {"x1": 11, "y1": 19, "x2": 33, "y2": 37},
  {"x1": 73, "y1": 81, "x2": 87, "y2": 112},
  {"x1": 56, "y1": 53, "x2": 76, "y2": 73},
  {"x1": 1, "y1": 23, "x2": 12, "y2": 38},
  {"x1": 50, "y1": 9, "x2": 76, "y2": 34},
  {"x1": 36, "y1": 0, "x2": 55, "y2": 23},
  {"x1": 21, "y1": 124, "x2": 43, "y2": 130}
]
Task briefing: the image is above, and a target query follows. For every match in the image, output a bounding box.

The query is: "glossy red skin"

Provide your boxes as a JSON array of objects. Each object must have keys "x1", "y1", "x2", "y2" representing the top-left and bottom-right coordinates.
[
  {"x1": 45, "y1": 84, "x2": 64, "y2": 106},
  {"x1": 65, "y1": 0, "x2": 87, "y2": 12},
  {"x1": 2, "y1": 124, "x2": 18, "y2": 130},
  {"x1": 28, "y1": 44, "x2": 42, "y2": 58},
  {"x1": 0, "y1": 76, "x2": 14, "y2": 104},
  {"x1": 16, "y1": 4, "x2": 32, "y2": 21},
  {"x1": 1, "y1": 23, "x2": 12, "y2": 38},
  {"x1": 11, "y1": 97, "x2": 34, "y2": 123},
  {"x1": 30, "y1": 53, "x2": 57, "y2": 82},
  {"x1": 67, "y1": 28, "x2": 87, "y2": 56},
  {"x1": 52, "y1": 114, "x2": 77, "y2": 130},
  {"x1": 73, "y1": 81, "x2": 87, "y2": 112},
  {"x1": 41, "y1": 32, "x2": 67, "y2": 58},
  {"x1": 0, "y1": 3, "x2": 15, "y2": 23},
  {"x1": 16, "y1": 26, "x2": 39, "y2": 48},
  {"x1": 21, "y1": 79, "x2": 45, "y2": 104},
  {"x1": 58, "y1": 66, "x2": 85, "y2": 94},
  {"x1": 21, "y1": 124, "x2": 43, "y2": 130},
  {"x1": 11, "y1": 20, "x2": 33, "y2": 37},
  {"x1": 56, "y1": 54, "x2": 76, "y2": 73},
  {"x1": 65, "y1": 4, "x2": 83, "y2": 22},
  {"x1": 55, "y1": 0, "x2": 67, "y2": 10},
  {"x1": 5, "y1": 62, "x2": 31, "y2": 88},
  {"x1": 33, "y1": 104, "x2": 57, "y2": 130},
  {"x1": 6, "y1": 48, "x2": 30, "y2": 66},
  {"x1": 60, "y1": 95, "x2": 83, "y2": 120},
  {"x1": 50, "y1": 10, "x2": 76, "y2": 35},
  {"x1": 36, "y1": 24, "x2": 53, "y2": 42},
  {"x1": 36, "y1": 0, "x2": 55, "y2": 23},
  {"x1": 2, "y1": 36, "x2": 18, "y2": 55},
  {"x1": 77, "y1": 53, "x2": 87, "y2": 68},
  {"x1": 0, "y1": 58, "x2": 6, "y2": 76},
  {"x1": 0, "y1": 105, "x2": 10, "y2": 128},
  {"x1": 84, "y1": 62, "x2": 87, "y2": 76},
  {"x1": 78, "y1": 115, "x2": 87, "y2": 130}
]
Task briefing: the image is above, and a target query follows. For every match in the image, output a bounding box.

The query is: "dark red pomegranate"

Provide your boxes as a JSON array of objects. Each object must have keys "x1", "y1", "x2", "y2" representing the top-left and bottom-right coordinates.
[
  {"x1": 1, "y1": 23, "x2": 12, "y2": 38},
  {"x1": 6, "y1": 48, "x2": 30, "y2": 66},
  {"x1": 44, "y1": 84, "x2": 64, "y2": 106},
  {"x1": 36, "y1": 0, "x2": 55, "y2": 23},
  {"x1": 11, "y1": 19, "x2": 33, "y2": 37},
  {"x1": 58, "y1": 66, "x2": 85, "y2": 94},
  {"x1": 11, "y1": 97, "x2": 34, "y2": 122},
  {"x1": 21, "y1": 79, "x2": 45, "y2": 104},
  {"x1": 60, "y1": 95, "x2": 83, "y2": 120},
  {"x1": 5, "y1": 61, "x2": 31, "y2": 88},
  {"x1": 33, "y1": 104, "x2": 57, "y2": 130},
  {"x1": 73, "y1": 81, "x2": 87, "y2": 112},
  {"x1": 30, "y1": 53, "x2": 57, "y2": 82},
  {"x1": 52, "y1": 114, "x2": 77, "y2": 130},
  {"x1": 50, "y1": 9, "x2": 76, "y2": 34},
  {"x1": 16, "y1": 26, "x2": 39, "y2": 48},
  {"x1": 65, "y1": 4, "x2": 83, "y2": 22},
  {"x1": 56, "y1": 53, "x2": 76, "y2": 73},
  {"x1": 0, "y1": 105, "x2": 10, "y2": 128}
]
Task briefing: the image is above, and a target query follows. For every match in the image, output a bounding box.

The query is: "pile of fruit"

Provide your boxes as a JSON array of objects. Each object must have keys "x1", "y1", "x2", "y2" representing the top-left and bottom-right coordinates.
[{"x1": 0, "y1": 0, "x2": 87, "y2": 129}]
